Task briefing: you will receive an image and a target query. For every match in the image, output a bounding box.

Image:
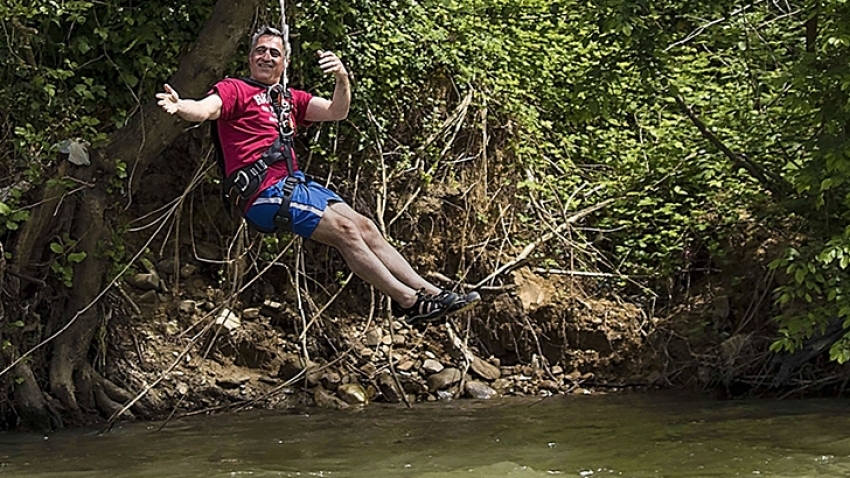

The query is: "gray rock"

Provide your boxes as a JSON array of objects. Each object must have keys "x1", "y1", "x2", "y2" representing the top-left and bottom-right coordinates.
[
  {"x1": 127, "y1": 272, "x2": 160, "y2": 291},
  {"x1": 314, "y1": 387, "x2": 349, "y2": 409},
  {"x1": 337, "y1": 383, "x2": 368, "y2": 404},
  {"x1": 378, "y1": 372, "x2": 402, "y2": 403},
  {"x1": 427, "y1": 367, "x2": 462, "y2": 391},
  {"x1": 179, "y1": 300, "x2": 197, "y2": 314},
  {"x1": 539, "y1": 380, "x2": 561, "y2": 392},
  {"x1": 278, "y1": 353, "x2": 310, "y2": 381},
  {"x1": 465, "y1": 380, "x2": 498, "y2": 399},
  {"x1": 365, "y1": 328, "x2": 382, "y2": 347},
  {"x1": 242, "y1": 308, "x2": 260, "y2": 319},
  {"x1": 397, "y1": 360, "x2": 416, "y2": 372},
  {"x1": 421, "y1": 359, "x2": 444, "y2": 375},
  {"x1": 216, "y1": 375, "x2": 250, "y2": 389},
  {"x1": 215, "y1": 308, "x2": 240, "y2": 331},
  {"x1": 470, "y1": 356, "x2": 501, "y2": 381},
  {"x1": 436, "y1": 390, "x2": 455, "y2": 400},
  {"x1": 260, "y1": 300, "x2": 283, "y2": 318},
  {"x1": 180, "y1": 263, "x2": 197, "y2": 278},
  {"x1": 321, "y1": 371, "x2": 342, "y2": 391}
]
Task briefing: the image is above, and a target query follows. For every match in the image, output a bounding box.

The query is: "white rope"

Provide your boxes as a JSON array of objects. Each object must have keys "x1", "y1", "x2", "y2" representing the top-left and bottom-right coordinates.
[{"x1": 279, "y1": 0, "x2": 290, "y2": 90}]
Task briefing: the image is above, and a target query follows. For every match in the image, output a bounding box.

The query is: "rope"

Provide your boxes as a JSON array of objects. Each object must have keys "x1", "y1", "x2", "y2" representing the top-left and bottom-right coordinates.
[{"x1": 279, "y1": 0, "x2": 290, "y2": 90}]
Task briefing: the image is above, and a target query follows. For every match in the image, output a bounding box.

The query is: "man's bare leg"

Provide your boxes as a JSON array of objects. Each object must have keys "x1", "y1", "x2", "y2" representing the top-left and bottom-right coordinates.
[
  {"x1": 321, "y1": 202, "x2": 442, "y2": 295},
  {"x1": 309, "y1": 203, "x2": 420, "y2": 307}
]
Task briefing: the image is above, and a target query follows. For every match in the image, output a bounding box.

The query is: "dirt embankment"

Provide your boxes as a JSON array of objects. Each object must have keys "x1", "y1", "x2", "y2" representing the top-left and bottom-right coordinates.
[{"x1": 102, "y1": 259, "x2": 664, "y2": 423}]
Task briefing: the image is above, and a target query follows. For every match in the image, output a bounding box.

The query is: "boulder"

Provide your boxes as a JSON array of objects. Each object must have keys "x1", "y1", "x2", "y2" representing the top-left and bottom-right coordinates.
[
  {"x1": 314, "y1": 387, "x2": 349, "y2": 409},
  {"x1": 427, "y1": 368, "x2": 462, "y2": 391},
  {"x1": 378, "y1": 372, "x2": 402, "y2": 403},
  {"x1": 470, "y1": 356, "x2": 501, "y2": 381},
  {"x1": 337, "y1": 383, "x2": 368, "y2": 405},
  {"x1": 126, "y1": 272, "x2": 160, "y2": 291},
  {"x1": 465, "y1": 381, "x2": 498, "y2": 399}
]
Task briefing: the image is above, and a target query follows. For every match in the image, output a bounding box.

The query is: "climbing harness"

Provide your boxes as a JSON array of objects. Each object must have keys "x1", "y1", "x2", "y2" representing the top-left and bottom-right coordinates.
[{"x1": 213, "y1": 77, "x2": 304, "y2": 231}]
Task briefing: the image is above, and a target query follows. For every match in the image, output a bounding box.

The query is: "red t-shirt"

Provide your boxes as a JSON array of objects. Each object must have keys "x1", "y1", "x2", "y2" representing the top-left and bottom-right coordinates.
[{"x1": 213, "y1": 78, "x2": 313, "y2": 195}]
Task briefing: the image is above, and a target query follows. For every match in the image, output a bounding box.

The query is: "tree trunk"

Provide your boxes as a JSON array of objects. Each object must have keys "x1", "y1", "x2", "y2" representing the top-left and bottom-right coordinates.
[{"x1": 3, "y1": 0, "x2": 264, "y2": 429}]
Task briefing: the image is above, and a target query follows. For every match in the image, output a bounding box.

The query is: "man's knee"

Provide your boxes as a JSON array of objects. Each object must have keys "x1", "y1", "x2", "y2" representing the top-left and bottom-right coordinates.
[{"x1": 317, "y1": 211, "x2": 361, "y2": 248}]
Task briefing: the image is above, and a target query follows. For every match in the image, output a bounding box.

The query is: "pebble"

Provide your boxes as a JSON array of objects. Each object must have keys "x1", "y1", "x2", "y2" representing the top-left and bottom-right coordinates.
[
  {"x1": 179, "y1": 300, "x2": 197, "y2": 314},
  {"x1": 216, "y1": 375, "x2": 250, "y2": 389},
  {"x1": 397, "y1": 360, "x2": 416, "y2": 372},
  {"x1": 180, "y1": 264, "x2": 196, "y2": 278},
  {"x1": 365, "y1": 328, "x2": 382, "y2": 347}
]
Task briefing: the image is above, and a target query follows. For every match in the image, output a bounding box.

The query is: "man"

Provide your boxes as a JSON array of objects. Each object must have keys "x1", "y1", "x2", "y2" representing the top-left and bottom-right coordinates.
[{"x1": 156, "y1": 26, "x2": 479, "y2": 324}]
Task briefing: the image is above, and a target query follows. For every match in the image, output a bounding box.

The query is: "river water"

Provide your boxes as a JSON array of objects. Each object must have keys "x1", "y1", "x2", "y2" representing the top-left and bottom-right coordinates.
[{"x1": 2, "y1": 392, "x2": 850, "y2": 477}]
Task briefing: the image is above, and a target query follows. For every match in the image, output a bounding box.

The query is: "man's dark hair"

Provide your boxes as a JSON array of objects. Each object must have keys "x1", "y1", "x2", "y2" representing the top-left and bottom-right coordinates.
[{"x1": 250, "y1": 25, "x2": 289, "y2": 58}]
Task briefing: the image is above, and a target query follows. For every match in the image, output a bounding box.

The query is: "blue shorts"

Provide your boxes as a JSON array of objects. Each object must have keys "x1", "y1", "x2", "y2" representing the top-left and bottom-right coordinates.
[{"x1": 244, "y1": 172, "x2": 343, "y2": 238}]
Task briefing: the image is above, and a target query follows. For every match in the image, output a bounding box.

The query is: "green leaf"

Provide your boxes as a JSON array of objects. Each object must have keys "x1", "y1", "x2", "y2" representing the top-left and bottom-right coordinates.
[
  {"x1": 67, "y1": 252, "x2": 87, "y2": 263},
  {"x1": 0, "y1": 202, "x2": 10, "y2": 215},
  {"x1": 50, "y1": 242, "x2": 64, "y2": 254}
]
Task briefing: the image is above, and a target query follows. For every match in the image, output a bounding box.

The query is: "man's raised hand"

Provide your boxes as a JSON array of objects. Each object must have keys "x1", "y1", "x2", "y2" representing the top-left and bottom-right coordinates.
[
  {"x1": 317, "y1": 50, "x2": 348, "y2": 78},
  {"x1": 156, "y1": 84, "x2": 180, "y2": 115}
]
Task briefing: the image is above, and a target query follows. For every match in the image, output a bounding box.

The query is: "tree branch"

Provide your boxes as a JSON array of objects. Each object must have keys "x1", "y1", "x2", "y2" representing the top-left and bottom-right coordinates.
[{"x1": 674, "y1": 93, "x2": 790, "y2": 199}]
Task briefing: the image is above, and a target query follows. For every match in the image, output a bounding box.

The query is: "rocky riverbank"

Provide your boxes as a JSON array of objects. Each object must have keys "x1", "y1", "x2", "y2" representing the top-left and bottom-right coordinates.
[{"x1": 103, "y1": 263, "x2": 653, "y2": 420}]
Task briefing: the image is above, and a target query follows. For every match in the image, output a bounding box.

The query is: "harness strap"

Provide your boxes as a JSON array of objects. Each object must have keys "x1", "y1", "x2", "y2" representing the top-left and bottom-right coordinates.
[
  {"x1": 217, "y1": 78, "x2": 304, "y2": 231},
  {"x1": 272, "y1": 175, "x2": 301, "y2": 231}
]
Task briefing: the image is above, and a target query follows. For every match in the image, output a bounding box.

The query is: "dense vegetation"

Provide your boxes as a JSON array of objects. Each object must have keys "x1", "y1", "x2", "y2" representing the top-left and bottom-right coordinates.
[{"x1": 1, "y1": 0, "x2": 849, "y2": 429}]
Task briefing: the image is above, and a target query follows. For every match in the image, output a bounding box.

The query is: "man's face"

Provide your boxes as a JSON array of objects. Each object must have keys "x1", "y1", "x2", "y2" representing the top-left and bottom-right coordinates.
[{"x1": 249, "y1": 35, "x2": 285, "y2": 85}]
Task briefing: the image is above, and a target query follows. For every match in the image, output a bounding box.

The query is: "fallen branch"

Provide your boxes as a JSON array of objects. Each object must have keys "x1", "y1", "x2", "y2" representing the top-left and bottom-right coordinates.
[
  {"x1": 472, "y1": 198, "x2": 616, "y2": 290},
  {"x1": 424, "y1": 271, "x2": 515, "y2": 292},
  {"x1": 531, "y1": 267, "x2": 647, "y2": 279}
]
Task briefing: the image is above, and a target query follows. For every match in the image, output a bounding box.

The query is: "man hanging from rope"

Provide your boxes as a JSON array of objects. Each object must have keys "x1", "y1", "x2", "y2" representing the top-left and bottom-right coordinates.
[{"x1": 156, "y1": 26, "x2": 479, "y2": 324}]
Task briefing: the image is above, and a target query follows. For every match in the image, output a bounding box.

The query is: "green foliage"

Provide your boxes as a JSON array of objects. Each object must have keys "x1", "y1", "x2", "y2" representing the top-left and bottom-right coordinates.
[
  {"x1": 3, "y1": 0, "x2": 850, "y2": 370},
  {"x1": 0, "y1": 0, "x2": 214, "y2": 181},
  {"x1": 0, "y1": 200, "x2": 30, "y2": 234},
  {"x1": 49, "y1": 236, "x2": 87, "y2": 287}
]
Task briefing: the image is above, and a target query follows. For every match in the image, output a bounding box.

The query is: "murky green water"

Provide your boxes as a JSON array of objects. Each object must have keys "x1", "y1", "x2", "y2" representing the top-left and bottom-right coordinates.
[{"x1": 2, "y1": 393, "x2": 850, "y2": 477}]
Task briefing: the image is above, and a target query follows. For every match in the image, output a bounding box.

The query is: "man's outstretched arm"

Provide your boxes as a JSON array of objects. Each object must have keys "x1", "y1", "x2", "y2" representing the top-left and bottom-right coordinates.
[
  {"x1": 157, "y1": 84, "x2": 223, "y2": 122},
  {"x1": 305, "y1": 51, "x2": 350, "y2": 122}
]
